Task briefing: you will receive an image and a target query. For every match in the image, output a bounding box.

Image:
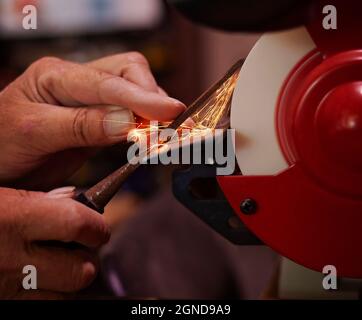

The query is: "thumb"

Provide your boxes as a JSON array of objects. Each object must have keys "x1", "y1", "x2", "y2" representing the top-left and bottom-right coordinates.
[{"x1": 34, "y1": 104, "x2": 135, "y2": 151}]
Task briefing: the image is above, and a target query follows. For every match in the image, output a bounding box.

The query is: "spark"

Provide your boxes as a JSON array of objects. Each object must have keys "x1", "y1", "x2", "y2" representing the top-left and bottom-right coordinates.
[
  {"x1": 191, "y1": 72, "x2": 239, "y2": 130},
  {"x1": 105, "y1": 69, "x2": 240, "y2": 156}
]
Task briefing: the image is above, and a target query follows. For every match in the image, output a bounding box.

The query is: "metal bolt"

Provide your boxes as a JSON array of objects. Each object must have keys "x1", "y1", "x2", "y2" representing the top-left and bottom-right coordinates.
[{"x1": 240, "y1": 198, "x2": 258, "y2": 215}]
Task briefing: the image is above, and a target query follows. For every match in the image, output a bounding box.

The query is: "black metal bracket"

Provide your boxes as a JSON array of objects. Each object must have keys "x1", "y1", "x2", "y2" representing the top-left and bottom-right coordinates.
[{"x1": 172, "y1": 164, "x2": 262, "y2": 245}]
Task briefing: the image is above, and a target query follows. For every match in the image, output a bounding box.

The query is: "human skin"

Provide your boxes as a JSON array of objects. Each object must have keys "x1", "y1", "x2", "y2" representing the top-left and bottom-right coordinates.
[
  {"x1": 0, "y1": 52, "x2": 185, "y2": 189},
  {"x1": 0, "y1": 52, "x2": 185, "y2": 299}
]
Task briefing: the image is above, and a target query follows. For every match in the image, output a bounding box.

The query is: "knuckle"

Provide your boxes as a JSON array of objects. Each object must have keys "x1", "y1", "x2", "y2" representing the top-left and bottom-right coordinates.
[
  {"x1": 98, "y1": 220, "x2": 111, "y2": 245},
  {"x1": 96, "y1": 73, "x2": 119, "y2": 104},
  {"x1": 30, "y1": 57, "x2": 67, "y2": 101},
  {"x1": 62, "y1": 203, "x2": 85, "y2": 242},
  {"x1": 70, "y1": 259, "x2": 98, "y2": 292},
  {"x1": 71, "y1": 108, "x2": 90, "y2": 146},
  {"x1": 125, "y1": 51, "x2": 148, "y2": 65},
  {"x1": 88, "y1": 217, "x2": 110, "y2": 246},
  {"x1": 38, "y1": 56, "x2": 63, "y2": 66},
  {"x1": 64, "y1": 201, "x2": 110, "y2": 245},
  {"x1": 30, "y1": 56, "x2": 63, "y2": 72}
]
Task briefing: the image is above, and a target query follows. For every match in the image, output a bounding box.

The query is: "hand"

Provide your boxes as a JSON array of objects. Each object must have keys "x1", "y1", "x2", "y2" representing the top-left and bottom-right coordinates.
[
  {"x1": 0, "y1": 186, "x2": 110, "y2": 299},
  {"x1": 0, "y1": 52, "x2": 185, "y2": 188}
]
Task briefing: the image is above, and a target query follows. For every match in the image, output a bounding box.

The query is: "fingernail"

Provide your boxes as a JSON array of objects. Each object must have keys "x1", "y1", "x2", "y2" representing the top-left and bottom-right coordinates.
[
  {"x1": 47, "y1": 186, "x2": 76, "y2": 199},
  {"x1": 104, "y1": 108, "x2": 135, "y2": 137}
]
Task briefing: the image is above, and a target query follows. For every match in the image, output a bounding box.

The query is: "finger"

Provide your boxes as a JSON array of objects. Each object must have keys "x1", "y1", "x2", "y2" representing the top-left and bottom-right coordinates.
[
  {"x1": 87, "y1": 52, "x2": 159, "y2": 93},
  {"x1": 0, "y1": 186, "x2": 75, "y2": 199},
  {"x1": 158, "y1": 86, "x2": 169, "y2": 97},
  {"x1": 12, "y1": 148, "x2": 98, "y2": 190},
  {"x1": 19, "y1": 197, "x2": 110, "y2": 248},
  {"x1": 30, "y1": 104, "x2": 135, "y2": 151},
  {"x1": 32, "y1": 57, "x2": 185, "y2": 120},
  {"x1": 46, "y1": 186, "x2": 76, "y2": 199},
  {"x1": 0, "y1": 187, "x2": 45, "y2": 199},
  {"x1": 28, "y1": 245, "x2": 98, "y2": 293}
]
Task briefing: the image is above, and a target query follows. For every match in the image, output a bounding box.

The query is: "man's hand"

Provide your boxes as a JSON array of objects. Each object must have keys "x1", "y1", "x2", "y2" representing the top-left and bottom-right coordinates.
[
  {"x1": 0, "y1": 52, "x2": 185, "y2": 188},
  {"x1": 0, "y1": 187, "x2": 110, "y2": 299}
]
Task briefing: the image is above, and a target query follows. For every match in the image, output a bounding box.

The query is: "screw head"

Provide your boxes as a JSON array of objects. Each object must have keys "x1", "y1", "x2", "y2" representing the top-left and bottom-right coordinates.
[{"x1": 240, "y1": 198, "x2": 258, "y2": 215}]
